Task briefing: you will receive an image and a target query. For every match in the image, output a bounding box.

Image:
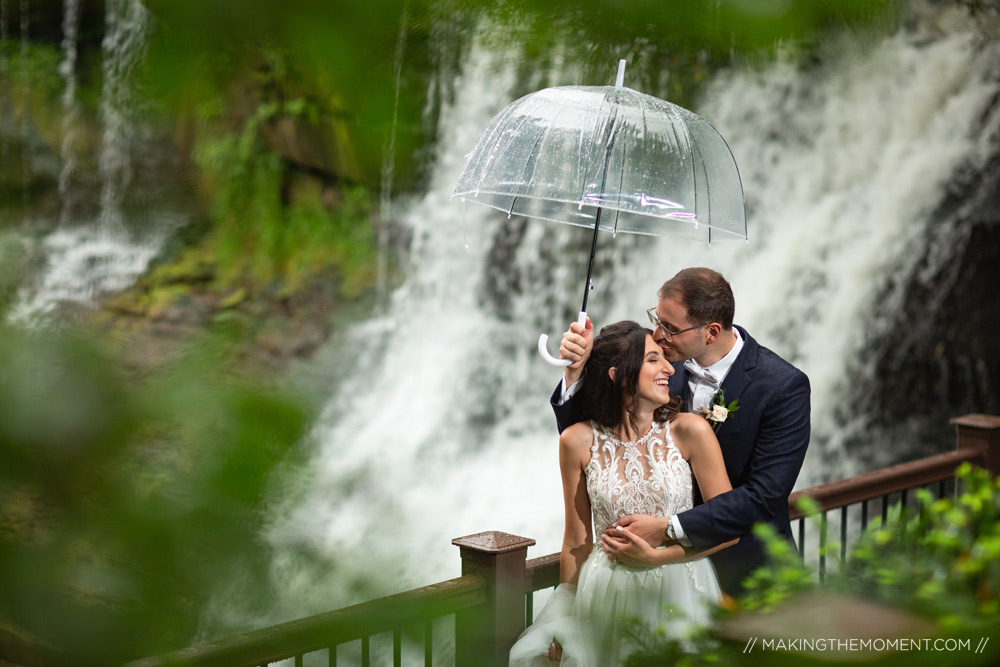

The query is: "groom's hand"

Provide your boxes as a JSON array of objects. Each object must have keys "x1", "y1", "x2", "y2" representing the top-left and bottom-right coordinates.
[
  {"x1": 606, "y1": 514, "x2": 669, "y2": 548},
  {"x1": 560, "y1": 316, "x2": 593, "y2": 386}
]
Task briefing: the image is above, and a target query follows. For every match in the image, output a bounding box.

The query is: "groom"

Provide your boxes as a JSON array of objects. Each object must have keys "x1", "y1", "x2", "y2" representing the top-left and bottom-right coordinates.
[{"x1": 551, "y1": 267, "x2": 810, "y2": 596}]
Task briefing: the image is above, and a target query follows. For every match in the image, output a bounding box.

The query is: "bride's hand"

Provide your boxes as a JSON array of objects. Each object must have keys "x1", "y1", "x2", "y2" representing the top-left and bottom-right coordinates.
[
  {"x1": 600, "y1": 526, "x2": 662, "y2": 568},
  {"x1": 546, "y1": 638, "x2": 563, "y2": 661},
  {"x1": 605, "y1": 514, "x2": 668, "y2": 547}
]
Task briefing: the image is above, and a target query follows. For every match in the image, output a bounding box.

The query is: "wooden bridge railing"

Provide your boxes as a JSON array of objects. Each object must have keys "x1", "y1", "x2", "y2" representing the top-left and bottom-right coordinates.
[
  {"x1": 788, "y1": 414, "x2": 999, "y2": 579},
  {"x1": 128, "y1": 414, "x2": 1000, "y2": 667}
]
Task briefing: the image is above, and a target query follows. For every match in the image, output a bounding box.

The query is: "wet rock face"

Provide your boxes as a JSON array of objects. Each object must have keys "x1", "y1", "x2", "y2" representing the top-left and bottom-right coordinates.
[
  {"x1": 866, "y1": 129, "x2": 1000, "y2": 455},
  {"x1": 4, "y1": 0, "x2": 106, "y2": 48}
]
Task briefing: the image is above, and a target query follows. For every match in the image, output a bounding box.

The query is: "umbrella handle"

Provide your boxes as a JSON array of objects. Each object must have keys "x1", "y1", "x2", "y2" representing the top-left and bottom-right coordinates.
[{"x1": 537, "y1": 311, "x2": 587, "y2": 367}]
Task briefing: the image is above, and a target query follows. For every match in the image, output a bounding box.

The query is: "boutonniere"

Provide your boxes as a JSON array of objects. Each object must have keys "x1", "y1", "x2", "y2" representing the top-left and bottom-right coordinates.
[{"x1": 700, "y1": 389, "x2": 740, "y2": 429}]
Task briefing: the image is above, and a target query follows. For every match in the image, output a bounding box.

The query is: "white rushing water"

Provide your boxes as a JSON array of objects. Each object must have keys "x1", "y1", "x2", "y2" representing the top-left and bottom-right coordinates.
[
  {"x1": 57, "y1": 0, "x2": 81, "y2": 226},
  {"x1": 9, "y1": 0, "x2": 169, "y2": 324},
  {"x1": 201, "y1": 2, "x2": 1000, "y2": 641}
]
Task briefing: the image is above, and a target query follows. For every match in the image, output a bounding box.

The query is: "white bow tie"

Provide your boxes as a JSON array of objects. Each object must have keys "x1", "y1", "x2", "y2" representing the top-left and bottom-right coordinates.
[{"x1": 684, "y1": 360, "x2": 720, "y2": 388}]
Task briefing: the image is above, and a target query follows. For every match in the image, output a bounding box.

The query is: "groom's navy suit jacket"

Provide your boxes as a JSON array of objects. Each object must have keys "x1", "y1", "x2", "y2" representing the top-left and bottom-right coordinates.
[{"x1": 550, "y1": 325, "x2": 811, "y2": 596}]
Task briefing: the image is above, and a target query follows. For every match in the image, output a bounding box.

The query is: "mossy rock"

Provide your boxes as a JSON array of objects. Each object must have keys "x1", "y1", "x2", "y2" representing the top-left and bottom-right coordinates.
[{"x1": 145, "y1": 246, "x2": 216, "y2": 287}]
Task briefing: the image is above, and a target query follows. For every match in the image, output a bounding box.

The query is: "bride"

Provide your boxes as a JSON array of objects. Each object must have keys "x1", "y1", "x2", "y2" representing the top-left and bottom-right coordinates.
[{"x1": 509, "y1": 321, "x2": 737, "y2": 666}]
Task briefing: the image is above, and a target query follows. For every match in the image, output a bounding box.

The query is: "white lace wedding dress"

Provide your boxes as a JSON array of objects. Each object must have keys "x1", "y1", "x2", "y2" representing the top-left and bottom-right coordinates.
[{"x1": 509, "y1": 420, "x2": 722, "y2": 666}]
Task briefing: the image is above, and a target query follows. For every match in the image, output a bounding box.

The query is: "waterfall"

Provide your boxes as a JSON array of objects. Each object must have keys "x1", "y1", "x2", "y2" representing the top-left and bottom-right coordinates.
[
  {"x1": 57, "y1": 0, "x2": 81, "y2": 227},
  {"x1": 376, "y1": 6, "x2": 409, "y2": 309},
  {"x1": 18, "y1": 0, "x2": 27, "y2": 210},
  {"x1": 9, "y1": 0, "x2": 171, "y2": 325},
  {"x1": 198, "y1": 1, "x2": 1000, "y2": 643},
  {"x1": 1, "y1": 0, "x2": 8, "y2": 166},
  {"x1": 97, "y1": 0, "x2": 149, "y2": 235},
  {"x1": 691, "y1": 6, "x2": 1000, "y2": 472}
]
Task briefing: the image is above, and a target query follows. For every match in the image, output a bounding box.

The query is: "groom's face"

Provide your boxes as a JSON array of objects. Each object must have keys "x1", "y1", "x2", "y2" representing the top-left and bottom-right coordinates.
[{"x1": 652, "y1": 296, "x2": 704, "y2": 363}]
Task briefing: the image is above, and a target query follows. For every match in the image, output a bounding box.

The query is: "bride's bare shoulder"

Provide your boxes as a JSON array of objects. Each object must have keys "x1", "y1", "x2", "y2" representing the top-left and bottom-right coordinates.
[
  {"x1": 559, "y1": 421, "x2": 594, "y2": 456},
  {"x1": 668, "y1": 413, "x2": 715, "y2": 457}
]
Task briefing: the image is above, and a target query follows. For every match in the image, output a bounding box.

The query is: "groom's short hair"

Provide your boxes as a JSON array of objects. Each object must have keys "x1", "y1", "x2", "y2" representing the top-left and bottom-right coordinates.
[{"x1": 658, "y1": 267, "x2": 735, "y2": 330}]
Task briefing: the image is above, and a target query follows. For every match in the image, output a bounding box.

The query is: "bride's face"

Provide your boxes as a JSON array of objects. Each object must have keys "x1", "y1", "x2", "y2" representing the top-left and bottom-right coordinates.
[{"x1": 636, "y1": 334, "x2": 674, "y2": 407}]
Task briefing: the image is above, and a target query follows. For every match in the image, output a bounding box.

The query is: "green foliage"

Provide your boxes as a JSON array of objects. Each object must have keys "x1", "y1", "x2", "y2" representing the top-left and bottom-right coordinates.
[
  {"x1": 831, "y1": 464, "x2": 1000, "y2": 633},
  {"x1": 284, "y1": 182, "x2": 377, "y2": 298},
  {"x1": 625, "y1": 466, "x2": 1000, "y2": 666},
  {"x1": 193, "y1": 102, "x2": 377, "y2": 295},
  {"x1": 141, "y1": 0, "x2": 900, "y2": 187},
  {"x1": 0, "y1": 40, "x2": 65, "y2": 110},
  {"x1": 0, "y1": 41, "x2": 68, "y2": 178},
  {"x1": 734, "y1": 495, "x2": 821, "y2": 611},
  {"x1": 0, "y1": 324, "x2": 310, "y2": 664},
  {"x1": 0, "y1": 232, "x2": 32, "y2": 311},
  {"x1": 738, "y1": 524, "x2": 815, "y2": 612}
]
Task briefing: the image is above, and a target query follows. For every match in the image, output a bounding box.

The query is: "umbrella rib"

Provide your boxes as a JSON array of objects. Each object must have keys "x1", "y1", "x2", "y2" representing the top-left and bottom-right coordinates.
[
  {"x1": 580, "y1": 89, "x2": 614, "y2": 207},
  {"x1": 574, "y1": 97, "x2": 589, "y2": 207},
  {"x1": 679, "y1": 109, "x2": 698, "y2": 228},
  {"x1": 470, "y1": 102, "x2": 519, "y2": 194},
  {"x1": 629, "y1": 91, "x2": 651, "y2": 232},
  {"x1": 613, "y1": 112, "x2": 628, "y2": 235},
  {"x1": 474, "y1": 98, "x2": 536, "y2": 198},
  {"x1": 703, "y1": 152, "x2": 712, "y2": 241},
  {"x1": 596, "y1": 92, "x2": 622, "y2": 215},
  {"x1": 580, "y1": 95, "x2": 622, "y2": 311},
  {"x1": 666, "y1": 105, "x2": 697, "y2": 228},
  {"x1": 513, "y1": 92, "x2": 573, "y2": 217}
]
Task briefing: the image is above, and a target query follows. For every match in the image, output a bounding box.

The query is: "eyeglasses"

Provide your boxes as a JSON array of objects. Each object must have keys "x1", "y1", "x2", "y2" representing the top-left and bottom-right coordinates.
[{"x1": 646, "y1": 307, "x2": 704, "y2": 341}]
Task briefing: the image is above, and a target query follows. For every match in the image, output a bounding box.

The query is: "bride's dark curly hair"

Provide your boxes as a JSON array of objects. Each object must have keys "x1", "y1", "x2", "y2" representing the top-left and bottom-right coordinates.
[{"x1": 581, "y1": 320, "x2": 682, "y2": 435}]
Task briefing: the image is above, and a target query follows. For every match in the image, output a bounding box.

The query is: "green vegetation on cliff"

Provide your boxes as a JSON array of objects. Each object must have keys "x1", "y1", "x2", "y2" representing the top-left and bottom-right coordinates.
[{"x1": 135, "y1": 0, "x2": 898, "y2": 296}]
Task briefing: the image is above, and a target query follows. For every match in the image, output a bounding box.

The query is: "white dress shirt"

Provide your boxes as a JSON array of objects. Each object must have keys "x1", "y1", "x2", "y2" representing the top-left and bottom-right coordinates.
[{"x1": 685, "y1": 328, "x2": 744, "y2": 414}]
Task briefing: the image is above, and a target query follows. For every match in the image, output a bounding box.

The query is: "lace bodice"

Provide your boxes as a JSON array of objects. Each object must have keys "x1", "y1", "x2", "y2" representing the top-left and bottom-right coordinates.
[{"x1": 585, "y1": 420, "x2": 694, "y2": 538}]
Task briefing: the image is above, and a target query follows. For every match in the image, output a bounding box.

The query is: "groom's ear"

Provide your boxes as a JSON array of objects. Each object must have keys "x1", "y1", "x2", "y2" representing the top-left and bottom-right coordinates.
[{"x1": 704, "y1": 322, "x2": 723, "y2": 343}]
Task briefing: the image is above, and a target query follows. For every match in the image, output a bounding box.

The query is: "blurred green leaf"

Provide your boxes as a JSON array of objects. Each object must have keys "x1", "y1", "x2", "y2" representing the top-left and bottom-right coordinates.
[{"x1": 0, "y1": 325, "x2": 310, "y2": 664}]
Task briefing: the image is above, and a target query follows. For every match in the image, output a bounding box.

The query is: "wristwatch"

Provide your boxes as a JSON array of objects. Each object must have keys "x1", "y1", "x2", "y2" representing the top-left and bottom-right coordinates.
[{"x1": 664, "y1": 518, "x2": 677, "y2": 542}]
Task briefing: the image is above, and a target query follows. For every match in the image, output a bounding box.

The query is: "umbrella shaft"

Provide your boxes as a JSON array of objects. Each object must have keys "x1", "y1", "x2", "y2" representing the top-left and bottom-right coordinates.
[{"x1": 581, "y1": 207, "x2": 603, "y2": 313}]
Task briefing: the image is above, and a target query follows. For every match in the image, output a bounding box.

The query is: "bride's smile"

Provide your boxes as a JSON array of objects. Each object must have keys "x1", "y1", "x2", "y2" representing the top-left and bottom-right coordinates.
[{"x1": 637, "y1": 335, "x2": 674, "y2": 407}]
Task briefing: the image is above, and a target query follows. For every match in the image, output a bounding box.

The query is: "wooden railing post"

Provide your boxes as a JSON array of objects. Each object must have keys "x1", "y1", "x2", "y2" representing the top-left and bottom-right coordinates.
[
  {"x1": 452, "y1": 531, "x2": 535, "y2": 667},
  {"x1": 951, "y1": 414, "x2": 1000, "y2": 476}
]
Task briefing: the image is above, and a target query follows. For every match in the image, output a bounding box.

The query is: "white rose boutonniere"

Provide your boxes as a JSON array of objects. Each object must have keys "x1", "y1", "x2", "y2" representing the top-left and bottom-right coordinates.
[
  {"x1": 709, "y1": 404, "x2": 729, "y2": 423},
  {"x1": 700, "y1": 389, "x2": 740, "y2": 429}
]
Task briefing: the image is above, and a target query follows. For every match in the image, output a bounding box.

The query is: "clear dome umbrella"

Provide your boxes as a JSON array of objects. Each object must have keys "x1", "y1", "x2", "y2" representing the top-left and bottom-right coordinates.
[{"x1": 453, "y1": 60, "x2": 747, "y2": 365}]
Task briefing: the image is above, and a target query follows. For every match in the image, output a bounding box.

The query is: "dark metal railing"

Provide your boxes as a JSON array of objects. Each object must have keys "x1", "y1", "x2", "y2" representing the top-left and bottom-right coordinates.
[{"x1": 129, "y1": 414, "x2": 1000, "y2": 667}]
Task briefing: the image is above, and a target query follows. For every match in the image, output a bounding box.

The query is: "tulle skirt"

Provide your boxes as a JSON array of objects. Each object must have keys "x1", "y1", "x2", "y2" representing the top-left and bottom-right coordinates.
[{"x1": 509, "y1": 549, "x2": 721, "y2": 667}]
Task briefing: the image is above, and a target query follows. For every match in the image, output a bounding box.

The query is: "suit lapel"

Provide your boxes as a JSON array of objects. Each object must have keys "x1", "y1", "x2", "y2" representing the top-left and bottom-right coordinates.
[{"x1": 715, "y1": 326, "x2": 757, "y2": 435}]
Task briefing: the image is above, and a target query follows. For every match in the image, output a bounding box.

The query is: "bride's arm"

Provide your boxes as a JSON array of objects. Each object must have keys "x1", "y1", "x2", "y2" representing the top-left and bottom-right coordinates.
[
  {"x1": 675, "y1": 412, "x2": 733, "y2": 501},
  {"x1": 558, "y1": 423, "x2": 593, "y2": 585},
  {"x1": 671, "y1": 413, "x2": 738, "y2": 555},
  {"x1": 604, "y1": 415, "x2": 738, "y2": 567},
  {"x1": 607, "y1": 525, "x2": 738, "y2": 567}
]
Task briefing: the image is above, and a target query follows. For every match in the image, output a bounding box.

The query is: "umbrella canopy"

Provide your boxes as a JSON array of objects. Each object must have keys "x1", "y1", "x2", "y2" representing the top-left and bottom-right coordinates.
[{"x1": 452, "y1": 61, "x2": 747, "y2": 364}]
